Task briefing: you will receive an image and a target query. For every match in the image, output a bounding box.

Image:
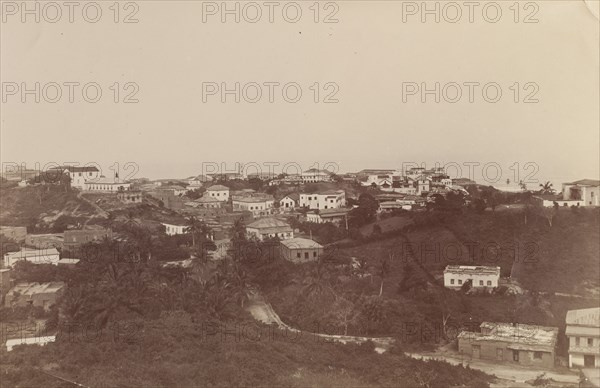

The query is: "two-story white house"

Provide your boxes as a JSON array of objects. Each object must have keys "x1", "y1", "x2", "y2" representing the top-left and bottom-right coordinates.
[
  {"x1": 49, "y1": 165, "x2": 100, "y2": 189},
  {"x1": 299, "y1": 190, "x2": 346, "y2": 210},
  {"x1": 301, "y1": 169, "x2": 333, "y2": 183},
  {"x1": 443, "y1": 265, "x2": 500, "y2": 289},
  {"x1": 205, "y1": 185, "x2": 230, "y2": 202},
  {"x1": 562, "y1": 179, "x2": 600, "y2": 207},
  {"x1": 566, "y1": 307, "x2": 600, "y2": 368}
]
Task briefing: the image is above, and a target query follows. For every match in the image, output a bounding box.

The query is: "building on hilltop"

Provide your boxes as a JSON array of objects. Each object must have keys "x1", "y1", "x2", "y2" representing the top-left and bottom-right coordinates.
[{"x1": 443, "y1": 265, "x2": 500, "y2": 289}]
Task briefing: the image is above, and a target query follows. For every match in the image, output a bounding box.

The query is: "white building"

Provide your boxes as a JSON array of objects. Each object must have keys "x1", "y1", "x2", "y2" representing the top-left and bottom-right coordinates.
[
  {"x1": 162, "y1": 222, "x2": 188, "y2": 236},
  {"x1": 562, "y1": 179, "x2": 599, "y2": 207},
  {"x1": 232, "y1": 195, "x2": 274, "y2": 217},
  {"x1": 305, "y1": 208, "x2": 349, "y2": 225},
  {"x1": 49, "y1": 166, "x2": 100, "y2": 189},
  {"x1": 566, "y1": 307, "x2": 600, "y2": 368},
  {"x1": 279, "y1": 193, "x2": 300, "y2": 211},
  {"x1": 301, "y1": 169, "x2": 333, "y2": 183},
  {"x1": 299, "y1": 190, "x2": 346, "y2": 210},
  {"x1": 186, "y1": 175, "x2": 211, "y2": 188},
  {"x1": 205, "y1": 185, "x2": 230, "y2": 202},
  {"x1": 443, "y1": 265, "x2": 500, "y2": 289},
  {"x1": 246, "y1": 218, "x2": 293, "y2": 241},
  {"x1": 84, "y1": 175, "x2": 131, "y2": 192},
  {"x1": 6, "y1": 336, "x2": 56, "y2": 352},
  {"x1": 4, "y1": 248, "x2": 60, "y2": 267}
]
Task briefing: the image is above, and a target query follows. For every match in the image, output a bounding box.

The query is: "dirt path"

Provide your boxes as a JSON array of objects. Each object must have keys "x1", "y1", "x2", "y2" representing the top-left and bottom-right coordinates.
[
  {"x1": 76, "y1": 191, "x2": 109, "y2": 220},
  {"x1": 405, "y1": 351, "x2": 580, "y2": 386},
  {"x1": 245, "y1": 293, "x2": 394, "y2": 353}
]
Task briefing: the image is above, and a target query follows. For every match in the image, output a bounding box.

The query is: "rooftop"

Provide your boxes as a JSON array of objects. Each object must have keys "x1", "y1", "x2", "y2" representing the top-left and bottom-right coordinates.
[
  {"x1": 565, "y1": 179, "x2": 600, "y2": 186},
  {"x1": 458, "y1": 322, "x2": 558, "y2": 351},
  {"x1": 566, "y1": 307, "x2": 600, "y2": 327},
  {"x1": 247, "y1": 218, "x2": 291, "y2": 230},
  {"x1": 206, "y1": 185, "x2": 229, "y2": 191},
  {"x1": 444, "y1": 265, "x2": 500, "y2": 276},
  {"x1": 5, "y1": 248, "x2": 60, "y2": 259},
  {"x1": 9, "y1": 282, "x2": 65, "y2": 296},
  {"x1": 50, "y1": 166, "x2": 99, "y2": 172},
  {"x1": 280, "y1": 238, "x2": 323, "y2": 250}
]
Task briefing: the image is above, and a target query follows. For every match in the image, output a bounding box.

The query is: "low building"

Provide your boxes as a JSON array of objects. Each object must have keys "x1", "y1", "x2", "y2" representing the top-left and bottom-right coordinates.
[
  {"x1": 5, "y1": 282, "x2": 66, "y2": 310},
  {"x1": 84, "y1": 175, "x2": 131, "y2": 192},
  {"x1": 189, "y1": 196, "x2": 223, "y2": 209},
  {"x1": 6, "y1": 336, "x2": 56, "y2": 352},
  {"x1": 443, "y1": 265, "x2": 500, "y2": 289},
  {"x1": 305, "y1": 208, "x2": 350, "y2": 225},
  {"x1": 299, "y1": 190, "x2": 346, "y2": 210},
  {"x1": 205, "y1": 185, "x2": 230, "y2": 202},
  {"x1": 186, "y1": 175, "x2": 212, "y2": 187},
  {"x1": 566, "y1": 307, "x2": 600, "y2": 368},
  {"x1": 458, "y1": 322, "x2": 558, "y2": 368},
  {"x1": 232, "y1": 194, "x2": 275, "y2": 217},
  {"x1": 63, "y1": 227, "x2": 112, "y2": 251},
  {"x1": 162, "y1": 222, "x2": 188, "y2": 236},
  {"x1": 246, "y1": 218, "x2": 293, "y2": 241},
  {"x1": 280, "y1": 193, "x2": 300, "y2": 211},
  {"x1": 3, "y1": 248, "x2": 60, "y2": 267},
  {"x1": 117, "y1": 189, "x2": 143, "y2": 203},
  {"x1": 0, "y1": 226, "x2": 27, "y2": 243},
  {"x1": 280, "y1": 238, "x2": 323, "y2": 263}
]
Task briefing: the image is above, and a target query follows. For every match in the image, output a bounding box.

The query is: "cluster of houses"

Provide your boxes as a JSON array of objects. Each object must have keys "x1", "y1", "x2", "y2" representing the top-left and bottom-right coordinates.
[{"x1": 444, "y1": 265, "x2": 600, "y2": 369}]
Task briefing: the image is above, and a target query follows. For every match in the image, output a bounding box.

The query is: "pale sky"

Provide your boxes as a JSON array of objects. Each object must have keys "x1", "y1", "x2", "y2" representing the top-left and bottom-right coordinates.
[{"x1": 1, "y1": 0, "x2": 599, "y2": 187}]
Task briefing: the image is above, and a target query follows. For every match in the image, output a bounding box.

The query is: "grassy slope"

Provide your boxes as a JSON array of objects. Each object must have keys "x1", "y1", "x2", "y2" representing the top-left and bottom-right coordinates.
[
  {"x1": 0, "y1": 186, "x2": 99, "y2": 229},
  {"x1": 0, "y1": 313, "x2": 492, "y2": 387}
]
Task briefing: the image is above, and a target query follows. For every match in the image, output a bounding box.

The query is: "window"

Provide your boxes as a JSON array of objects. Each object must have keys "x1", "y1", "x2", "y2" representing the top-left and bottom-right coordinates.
[
  {"x1": 533, "y1": 352, "x2": 543, "y2": 360},
  {"x1": 588, "y1": 338, "x2": 594, "y2": 346},
  {"x1": 458, "y1": 279, "x2": 462, "y2": 285},
  {"x1": 313, "y1": 251, "x2": 317, "y2": 257},
  {"x1": 296, "y1": 252, "x2": 301, "y2": 258},
  {"x1": 304, "y1": 252, "x2": 309, "y2": 259},
  {"x1": 479, "y1": 280, "x2": 484, "y2": 286},
  {"x1": 450, "y1": 279, "x2": 455, "y2": 285},
  {"x1": 576, "y1": 337, "x2": 580, "y2": 346},
  {"x1": 487, "y1": 281, "x2": 492, "y2": 286}
]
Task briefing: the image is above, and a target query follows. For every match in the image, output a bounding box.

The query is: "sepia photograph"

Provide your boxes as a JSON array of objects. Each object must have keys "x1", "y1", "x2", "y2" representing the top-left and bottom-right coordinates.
[{"x1": 0, "y1": 0, "x2": 599, "y2": 387}]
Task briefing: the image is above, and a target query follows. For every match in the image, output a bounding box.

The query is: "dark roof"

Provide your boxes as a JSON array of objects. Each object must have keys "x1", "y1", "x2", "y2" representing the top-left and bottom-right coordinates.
[
  {"x1": 282, "y1": 193, "x2": 300, "y2": 201},
  {"x1": 565, "y1": 179, "x2": 600, "y2": 186},
  {"x1": 50, "y1": 166, "x2": 99, "y2": 172}
]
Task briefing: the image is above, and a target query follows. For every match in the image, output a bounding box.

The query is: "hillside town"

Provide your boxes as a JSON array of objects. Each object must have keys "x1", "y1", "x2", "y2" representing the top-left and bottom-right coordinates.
[{"x1": 0, "y1": 164, "x2": 599, "y2": 387}]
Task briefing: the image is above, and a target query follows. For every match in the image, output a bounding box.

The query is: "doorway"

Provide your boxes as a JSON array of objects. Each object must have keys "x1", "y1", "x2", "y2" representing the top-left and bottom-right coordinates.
[
  {"x1": 584, "y1": 355, "x2": 595, "y2": 367},
  {"x1": 472, "y1": 345, "x2": 480, "y2": 359}
]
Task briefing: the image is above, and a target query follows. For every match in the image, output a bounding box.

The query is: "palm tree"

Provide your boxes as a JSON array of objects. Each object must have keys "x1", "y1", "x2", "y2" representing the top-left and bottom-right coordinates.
[
  {"x1": 539, "y1": 181, "x2": 554, "y2": 194},
  {"x1": 185, "y1": 216, "x2": 203, "y2": 247},
  {"x1": 303, "y1": 263, "x2": 332, "y2": 299}
]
